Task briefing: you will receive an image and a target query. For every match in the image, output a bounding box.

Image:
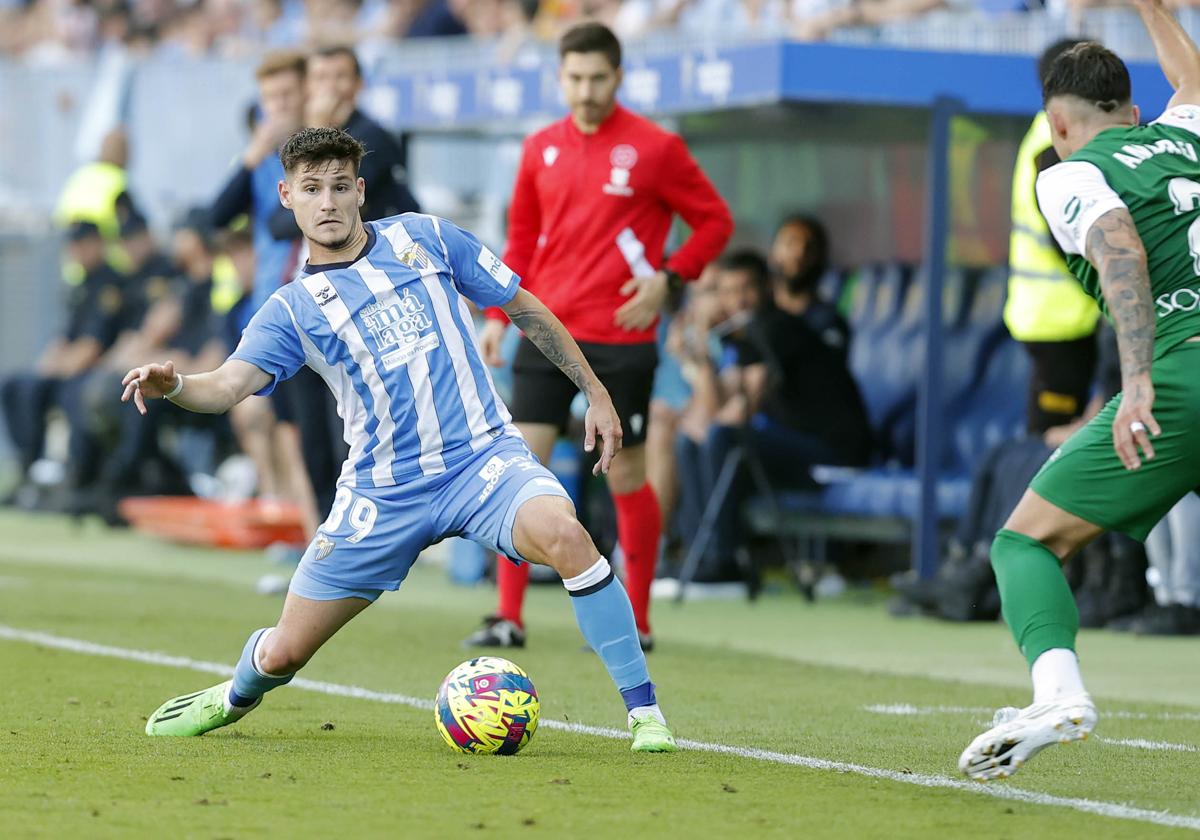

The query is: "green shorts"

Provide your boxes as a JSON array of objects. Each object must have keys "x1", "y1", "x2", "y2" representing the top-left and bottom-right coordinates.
[{"x1": 1030, "y1": 341, "x2": 1200, "y2": 541}]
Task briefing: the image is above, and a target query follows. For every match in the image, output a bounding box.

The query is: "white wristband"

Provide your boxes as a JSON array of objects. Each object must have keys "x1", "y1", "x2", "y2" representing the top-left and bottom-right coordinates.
[{"x1": 163, "y1": 375, "x2": 184, "y2": 400}]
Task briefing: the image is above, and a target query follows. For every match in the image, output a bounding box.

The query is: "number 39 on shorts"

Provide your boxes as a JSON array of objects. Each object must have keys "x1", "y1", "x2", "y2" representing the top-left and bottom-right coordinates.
[{"x1": 325, "y1": 487, "x2": 378, "y2": 544}]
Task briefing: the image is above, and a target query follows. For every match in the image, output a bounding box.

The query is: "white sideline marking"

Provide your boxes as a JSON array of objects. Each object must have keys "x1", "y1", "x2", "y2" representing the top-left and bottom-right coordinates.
[
  {"x1": 1099, "y1": 738, "x2": 1198, "y2": 753},
  {"x1": 864, "y1": 703, "x2": 1200, "y2": 723},
  {"x1": 3, "y1": 625, "x2": 1200, "y2": 833}
]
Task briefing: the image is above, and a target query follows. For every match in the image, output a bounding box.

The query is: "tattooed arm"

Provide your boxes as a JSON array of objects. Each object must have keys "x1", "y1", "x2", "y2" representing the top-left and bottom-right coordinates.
[
  {"x1": 1085, "y1": 208, "x2": 1161, "y2": 469},
  {"x1": 502, "y1": 288, "x2": 623, "y2": 474}
]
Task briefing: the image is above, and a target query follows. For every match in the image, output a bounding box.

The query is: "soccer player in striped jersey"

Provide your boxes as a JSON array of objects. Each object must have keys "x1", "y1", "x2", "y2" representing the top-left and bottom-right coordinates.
[{"x1": 124, "y1": 127, "x2": 676, "y2": 752}]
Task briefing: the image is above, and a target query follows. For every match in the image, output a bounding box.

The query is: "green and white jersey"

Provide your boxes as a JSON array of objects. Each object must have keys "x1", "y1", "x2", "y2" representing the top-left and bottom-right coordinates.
[{"x1": 1036, "y1": 104, "x2": 1200, "y2": 359}]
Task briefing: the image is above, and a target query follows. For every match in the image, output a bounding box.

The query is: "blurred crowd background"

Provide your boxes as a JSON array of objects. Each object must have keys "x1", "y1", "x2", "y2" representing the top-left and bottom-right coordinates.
[{"x1": 8, "y1": 0, "x2": 1200, "y2": 63}]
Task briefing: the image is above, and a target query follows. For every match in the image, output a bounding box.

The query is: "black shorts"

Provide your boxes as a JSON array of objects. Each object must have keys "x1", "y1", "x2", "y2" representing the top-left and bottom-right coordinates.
[
  {"x1": 510, "y1": 338, "x2": 657, "y2": 446},
  {"x1": 1023, "y1": 332, "x2": 1097, "y2": 434}
]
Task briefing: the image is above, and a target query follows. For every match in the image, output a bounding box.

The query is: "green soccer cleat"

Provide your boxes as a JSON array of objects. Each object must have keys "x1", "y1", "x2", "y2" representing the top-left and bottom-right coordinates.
[
  {"x1": 629, "y1": 711, "x2": 678, "y2": 753},
  {"x1": 145, "y1": 680, "x2": 257, "y2": 737}
]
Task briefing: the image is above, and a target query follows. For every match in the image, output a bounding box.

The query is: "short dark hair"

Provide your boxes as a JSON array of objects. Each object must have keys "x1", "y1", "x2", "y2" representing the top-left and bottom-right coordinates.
[
  {"x1": 1042, "y1": 42, "x2": 1131, "y2": 112},
  {"x1": 280, "y1": 127, "x2": 367, "y2": 175},
  {"x1": 1038, "y1": 38, "x2": 1087, "y2": 86},
  {"x1": 312, "y1": 44, "x2": 362, "y2": 79},
  {"x1": 717, "y1": 248, "x2": 771, "y2": 298},
  {"x1": 559, "y1": 22, "x2": 621, "y2": 70}
]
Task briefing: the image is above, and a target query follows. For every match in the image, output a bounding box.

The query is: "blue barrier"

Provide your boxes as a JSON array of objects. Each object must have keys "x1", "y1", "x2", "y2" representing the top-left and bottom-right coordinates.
[{"x1": 369, "y1": 40, "x2": 1176, "y2": 130}]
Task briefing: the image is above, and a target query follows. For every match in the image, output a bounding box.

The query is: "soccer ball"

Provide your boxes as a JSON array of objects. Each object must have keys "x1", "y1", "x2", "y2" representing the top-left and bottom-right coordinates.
[{"x1": 434, "y1": 656, "x2": 539, "y2": 755}]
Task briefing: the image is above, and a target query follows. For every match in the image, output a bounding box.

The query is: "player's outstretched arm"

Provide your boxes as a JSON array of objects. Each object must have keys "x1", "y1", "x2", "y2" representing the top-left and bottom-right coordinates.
[
  {"x1": 1085, "y1": 208, "x2": 1161, "y2": 470},
  {"x1": 1135, "y1": 0, "x2": 1200, "y2": 108},
  {"x1": 120, "y1": 358, "x2": 272, "y2": 417},
  {"x1": 501, "y1": 288, "x2": 623, "y2": 475}
]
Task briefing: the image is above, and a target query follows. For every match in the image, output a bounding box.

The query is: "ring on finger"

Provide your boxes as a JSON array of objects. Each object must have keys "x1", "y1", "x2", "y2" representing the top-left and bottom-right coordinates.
[{"x1": 1130, "y1": 421, "x2": 1147, "y2": 434}]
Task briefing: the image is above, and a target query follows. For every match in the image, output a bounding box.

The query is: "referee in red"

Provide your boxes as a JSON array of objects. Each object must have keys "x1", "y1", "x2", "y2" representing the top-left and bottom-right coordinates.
[{"x1": 464, "y1": 22, "x2": 733, "y2": 651}]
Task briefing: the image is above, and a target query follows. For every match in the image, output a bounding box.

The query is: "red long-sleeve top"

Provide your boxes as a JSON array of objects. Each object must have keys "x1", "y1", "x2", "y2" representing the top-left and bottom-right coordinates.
[{"x1": 486, "y1": 104, "x2": 733, "y2": 344}]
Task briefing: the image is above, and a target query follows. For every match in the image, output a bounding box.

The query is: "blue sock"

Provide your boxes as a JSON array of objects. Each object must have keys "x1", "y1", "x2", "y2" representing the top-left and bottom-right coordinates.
[
  {"x1": 230, "y1": 627, "x2": 294, "y2": 706},
  {"x1": 565, "y1": 558, "x2": 655, "y2": 711}
]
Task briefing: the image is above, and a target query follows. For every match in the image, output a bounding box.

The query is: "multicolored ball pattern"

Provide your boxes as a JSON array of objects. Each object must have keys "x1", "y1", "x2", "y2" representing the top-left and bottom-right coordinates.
[{"x1": 435, "y1": 656, "x2": 540, "y2": 755}]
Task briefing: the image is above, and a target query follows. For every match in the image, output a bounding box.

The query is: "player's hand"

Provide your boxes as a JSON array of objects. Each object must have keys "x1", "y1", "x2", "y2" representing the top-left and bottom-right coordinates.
[
  {"x1": 615, "y1": 271, "x2": 669, "y2": 332},
  {"x1": 583, "y1": 391, "x2": 623, "y2": 476},
  {"x1": 478, "y1": 319, "x2": 507, "y2": 367},
  {"x1": 121, "y1": 361, "x2": 178, "y2": 416},
  {"x1": 1112, "y1": 375, "x2": 1160, "y2": 470}
]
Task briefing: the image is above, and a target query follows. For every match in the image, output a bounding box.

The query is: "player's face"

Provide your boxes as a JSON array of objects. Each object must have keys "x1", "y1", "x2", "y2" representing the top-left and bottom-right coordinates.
[
  {"x1": 308, "y1": 54, "x2": 362, "y2": 105},
  {"x1": 258, "y1": 69, "x2": 305, "y2": 130},
  {"x1": 560, "y1": 52, "x2": 621, "y2": 129},
  {"x1": 280, "y1": 159, "x2": 365, "y2": 250}
]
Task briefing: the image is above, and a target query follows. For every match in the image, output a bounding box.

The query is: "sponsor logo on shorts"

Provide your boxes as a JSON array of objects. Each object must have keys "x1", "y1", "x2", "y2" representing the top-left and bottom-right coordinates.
[
  {"x1": 1156, "y1": 286, "x2": 1200, "y2": 318},
  {"x1": 312, "y1": 534, "x2": 335, "y2": 562},
  {"x1": 629, "y1": 413, "x2": 645, "y2": 437},
  {"x1": 477, "y1": 454, "x2": 537, "y2": 503}
]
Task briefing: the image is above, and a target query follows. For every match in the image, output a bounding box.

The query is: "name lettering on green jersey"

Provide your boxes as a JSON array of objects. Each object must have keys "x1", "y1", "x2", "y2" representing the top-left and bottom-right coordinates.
[
  {"x1": 1113, "y1": 138, "x2": 1199, "y2": 169},
  {"x1": 1156, "y1": 286, "x2": 1200, "y2": 316}
]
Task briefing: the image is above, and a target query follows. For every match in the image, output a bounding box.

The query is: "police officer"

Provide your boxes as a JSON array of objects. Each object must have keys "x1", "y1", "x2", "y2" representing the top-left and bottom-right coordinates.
[{"x1": 1, "y1": 222, "x2": 125, "y2": 504}]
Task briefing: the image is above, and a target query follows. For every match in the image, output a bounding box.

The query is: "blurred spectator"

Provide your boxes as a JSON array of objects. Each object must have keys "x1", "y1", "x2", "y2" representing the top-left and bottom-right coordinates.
[
  {"x1": 1, "y1": 221, "x2": 126, "y2": 505},
  {"x1": 789, "y1": 0, "x2": 972, "y2": 42},
  {"x1": 218, "y1": 230, "x2": 322, "y2": 525},
  {"x1": 1, "y1": 0, "x2": 994, "y2": 58},
  {"x1": 1138, "y1": 494, "x2": 1200, "y2": 635},
  {"x1": 674, "y1": 226, "x2": 870, "y2": 580},
  {"x1": 80, "y1": 210, "x2": 229, "y2": 515},
  {"x1": 71, "y1": 211, "x2": 183, "y2": 498},
  {"x1": 280, "y1": 44, "x2": 420, "y2": 230},
  {"x1": 643, "y1": 309, "x2": 694, "y2": 555},
  {"x1": 109, "y1": 212, "x2": 179, "y2": 359},
  {"x1": 672, "y1": 253, "x2": 769, "y2": 580},
  {"x1": 758, "y1": 215, "x2": 870, "y2": 466},
  {"x1": 405, "y1": 0, "x2": 470, "y2": 36},
  {"x1": 54, "y1": 128, "x2": 140, "y2": 277},
  {"x1": 210, "y1": 48, "x2": 307, "y2": 314}
]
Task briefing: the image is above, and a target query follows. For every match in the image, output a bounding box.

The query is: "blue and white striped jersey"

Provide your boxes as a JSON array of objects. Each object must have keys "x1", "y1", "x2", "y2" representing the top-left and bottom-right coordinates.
[{"x1": 231, "y1": 214, "x2": 521, "y2": 487}]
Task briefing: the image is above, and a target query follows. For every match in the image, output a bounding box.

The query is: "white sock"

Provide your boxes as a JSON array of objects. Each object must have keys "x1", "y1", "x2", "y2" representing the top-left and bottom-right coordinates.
[
  {"x1": 1030, "y1": 648, "x2": 1087, "y2": 704},
  {"x1": 628, "y1": 703, "x2": 665, "y2": 725}
]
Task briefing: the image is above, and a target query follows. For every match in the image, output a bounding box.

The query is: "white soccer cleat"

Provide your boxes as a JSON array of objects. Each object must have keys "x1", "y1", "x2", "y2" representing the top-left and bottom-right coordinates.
[{"x1": 958, "y1": 692, "x2": 1097, "y2": 781}]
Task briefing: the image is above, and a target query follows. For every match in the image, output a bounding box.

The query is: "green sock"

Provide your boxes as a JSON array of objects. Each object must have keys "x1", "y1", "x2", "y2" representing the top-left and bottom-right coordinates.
[{"x1": 990, "y1": 529, "x2": 1078, "y2": 668}]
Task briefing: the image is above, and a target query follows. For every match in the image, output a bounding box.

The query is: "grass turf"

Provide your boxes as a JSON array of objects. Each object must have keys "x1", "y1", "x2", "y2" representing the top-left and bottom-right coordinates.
[{"x1": 1, "y1": 510, "x2": 1198, "y2": 838}]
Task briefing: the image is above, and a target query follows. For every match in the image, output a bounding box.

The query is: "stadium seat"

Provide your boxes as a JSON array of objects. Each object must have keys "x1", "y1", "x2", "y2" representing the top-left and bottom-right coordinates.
[
  {"x1": 747, "y1": 262, "x2": 1026, "y2": 543},
  {"x1": 847, "y1": 264, "x2": 920, "y2": 466}
]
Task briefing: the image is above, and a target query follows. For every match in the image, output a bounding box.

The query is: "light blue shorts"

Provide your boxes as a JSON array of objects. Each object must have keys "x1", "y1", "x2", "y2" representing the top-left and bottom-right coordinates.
[{"x1": 288, "y1": 437, "x2": 570, "y2": 602}]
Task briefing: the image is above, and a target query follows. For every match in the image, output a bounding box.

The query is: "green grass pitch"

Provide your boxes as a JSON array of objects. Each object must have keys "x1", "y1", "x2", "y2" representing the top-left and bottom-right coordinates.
[{"x1": 1, "y1": 510, "x2": 1199, "y2": 838}]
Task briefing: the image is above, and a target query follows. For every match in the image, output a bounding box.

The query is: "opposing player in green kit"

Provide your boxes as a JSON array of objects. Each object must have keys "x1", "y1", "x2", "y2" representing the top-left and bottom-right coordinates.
[{"x1": 960, "y1": 1, "x2": 1200, "y2": 781}]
